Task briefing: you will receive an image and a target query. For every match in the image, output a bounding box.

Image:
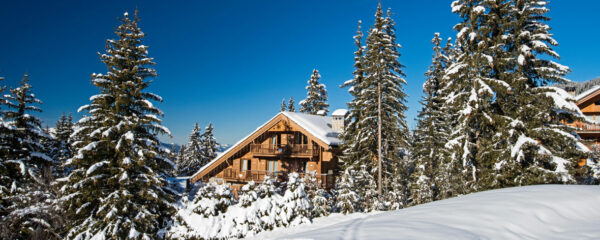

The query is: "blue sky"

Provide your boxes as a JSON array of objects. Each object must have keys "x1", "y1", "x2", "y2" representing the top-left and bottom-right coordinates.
[{"x1": 0, "y1": 1, "x2": 599, "y2": 145}]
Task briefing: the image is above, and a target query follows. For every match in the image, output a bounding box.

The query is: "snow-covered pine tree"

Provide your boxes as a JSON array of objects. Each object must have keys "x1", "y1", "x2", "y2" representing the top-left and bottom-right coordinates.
[
  {"x1": 179, "y1": 122, "x2": 203, "y2": 176},
  {"x1": 442, "y1": 0, "x2": 512, "y2": 193},
  {"x1": 61, "y1": 11, "x2": 175, "y2": 239},
  {"x1": 339, "y1": 20, "x2": 369, "y2": 172},
  {"x1": 299, "y1": 69, "x2": 329, "y2": 115},
  {"x1": 200, "y1": 123, "x2": 218, "y2": 166},
  {"x1": 334, "y1": 169, "x2": 358, "y2": 214},
  {"x1": 280, "y1": 98, "x2": 287, "y2": 112},
  {"x1": 353, "y1": 164, "x2": 378, "y2": 211},
  {"x1": 311, "y1": 188, "x2": 331, "y2": 218},
  {"x1": 410, "y1": 33, "x2": 453, "y2": 204},
  {"x1": 360, "y1": 4, "x2": 409, "y2": 201},
  {"x1": 493, "y1": 0, "x2": 587, "y2": 186},
  {"x1": 175, "y1": 144, "x2": 186, "y2": 175},
  {"x1": 0, "y1": 75, "x2": 62, "y2": 239},
  {"x1": 239, "y1": 181, "x2": 258, "y2": 207},
  {"x1": 0, "y1": 76, "x2": 9, "y2": 218},
  {"x1": 280, "y1": 172, "x2": 311, "y2": 226},
  {"x1": 287, "y1": 97, "x2": 295, "y2": 112},
  {"x1": 48, "y1": 112, "x2": 74, "y2": 177}
]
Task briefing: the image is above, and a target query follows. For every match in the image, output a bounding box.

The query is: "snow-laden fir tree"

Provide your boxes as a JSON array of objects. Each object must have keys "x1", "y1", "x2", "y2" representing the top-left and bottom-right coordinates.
[
  {"x1": 178, "y1": 122, "x2": 203, "y2": 176},
  {"x1": 311, "y1": 188, "x2": 331, "y2": 218},
  {"x1": 334, "y1": 169, "x2": 358, "y2": 214},
  {"x1": 299, "y1": 69, "x2": 329, "y2": 115},
  {"x1": 175, "y1": 145, "x2": 186, "y2": 175},
  {"x1": 280, "y1": 98, "x2": 287, "y2": 112},
  {"x1": 200, "y1": 123, "x2": 218, "y2": 166},
  {"x1": 442, "y1": 0, "x2": 513, "y2": 193},
  {"x1": 238, "y1": 181, "x2": 258, "y2": 208},
  {"x1": 361, "y1": 4, "x2": 410, "y2": 201},
  {"x1": 287, "y1": 97, "x2": 295, "y2": 112},
  {"x1": 61, "y1": 11, "x2": 176, "y2": 239},
  {"x1": 410, "y1": 34, "x2": 453, "y2": 204},
  {"x1": 280, "y1": 172, "x2": 311, "y2": 226},
  {"x1": 48, "y1": 112, "x2": 74, "y2": 177},
  {"x1": 0, "y1": 76, "x2": 11, "y2": 217},
  {"x1": 0, "y1": 75, "x2": 62, "y2": 239},
  {"x1": 353, "y1": 164, "x2": 379, "y2": 211},
  {"x1": 492, "y1": 0, "x2": 588, "y2": 186}
]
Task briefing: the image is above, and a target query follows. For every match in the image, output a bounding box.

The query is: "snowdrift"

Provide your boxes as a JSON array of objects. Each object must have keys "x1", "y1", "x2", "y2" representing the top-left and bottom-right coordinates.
[{"x1": 255, "y1": 185, "x2": 600, "y2": 239}]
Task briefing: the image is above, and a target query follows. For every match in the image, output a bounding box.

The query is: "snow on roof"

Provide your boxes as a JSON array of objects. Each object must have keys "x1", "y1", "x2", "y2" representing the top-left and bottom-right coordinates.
[
  {"x1": 331, "y1": 109, "x2": 348, "y2": 116},
  {"x1": 283, "y1": 111, "x2": 342, "y2": 146},
  {"x1": 189, "y1": 111, "x2": 341, "y2": 179},
  {"x1": 575, "y1": 85, "x2": 600, "y2": 102}
]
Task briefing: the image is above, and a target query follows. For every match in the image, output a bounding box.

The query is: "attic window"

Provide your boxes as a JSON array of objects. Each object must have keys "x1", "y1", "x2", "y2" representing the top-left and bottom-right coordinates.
[{"x1": 595, "y1": 100, "x2": 600, "y2": 105}]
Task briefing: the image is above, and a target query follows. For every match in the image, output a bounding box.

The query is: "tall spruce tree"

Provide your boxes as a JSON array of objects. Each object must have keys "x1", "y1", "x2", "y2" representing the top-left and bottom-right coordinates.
[
  {"x1": 410, "y1": 34, "x2": 453, "y2": 204},
  {"x1": 288, "y1": 97, "x2": 295, "y2": 112},
  {"x1": 493, "y1": 0, "x2": 587, "y2": 186},
  {"x1": 61, "y1": 11, "x2": 175, "y2": 239},
  {"x1": 299, "y1": 69, "x2": 329, "y2": 115},
  {"x1": 442, "y1": 0, "x2": 513, "y2": 193},
  {"x1": 179, "y1": 122, "x2": 203, "y2": 176},
  {"x1": 200, "y1": 123, "x2": 218, "y2": 166},
  {"x1": 339, "y1": 4, "x2": 409, "y2": 208},
  {"x1": 280, "y1": 98, "x2": 287, "y2": 112},
  {"x1": 0, "y1": 75, "x2": 62, "y2": 239},
  {"x1": 339, "y1": 20, "x2": 368, "y2": 171}
]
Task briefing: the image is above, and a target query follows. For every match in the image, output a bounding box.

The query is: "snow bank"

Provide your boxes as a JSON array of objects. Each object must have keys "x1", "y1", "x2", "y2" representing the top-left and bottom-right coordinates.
[{"x1": 257, "y1": 185, "x2": 600, "y2": 240}]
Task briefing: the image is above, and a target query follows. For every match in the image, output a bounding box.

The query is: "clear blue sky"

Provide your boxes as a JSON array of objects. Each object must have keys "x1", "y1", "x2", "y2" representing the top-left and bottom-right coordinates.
[{"x1": 1, "y1": 1, "x2": 599, "y2": 145}]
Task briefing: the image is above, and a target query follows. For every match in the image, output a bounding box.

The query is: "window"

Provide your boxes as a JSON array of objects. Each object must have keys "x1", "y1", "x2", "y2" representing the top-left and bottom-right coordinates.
[
  {"x1": 305, "y1": 161, "x2": 310, "y2": 173},
  {"x1": 294, "y1": 132, "x2": 308, "y2": 144},
  {"x1": 268, "y1": 160, "x2": 278, "y2": 173},
  {"x1": 242, "y1": 159, "x2": 251, "y2": 171}
]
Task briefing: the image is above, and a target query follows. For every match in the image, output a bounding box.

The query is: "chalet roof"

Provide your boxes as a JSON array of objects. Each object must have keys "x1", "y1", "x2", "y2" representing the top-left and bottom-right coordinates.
[
  {"x1": 575, "y1": 85, "x2": 600, "y2": 103},
  {"x1": 189, "y1": 111, "x2": 341, "y2": 179}
]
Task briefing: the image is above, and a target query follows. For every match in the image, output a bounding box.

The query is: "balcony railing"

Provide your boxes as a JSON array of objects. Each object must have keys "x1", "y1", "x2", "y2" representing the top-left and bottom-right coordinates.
[
  {"x1": 567, "y1": 122, "x2": 600, "y2": 132},
  {"x1": 222, "y1": 169, "x2": 336, "y2": 188},
  {"x1": 249, "y1": 144, "x2": 318, "y2": 157}
]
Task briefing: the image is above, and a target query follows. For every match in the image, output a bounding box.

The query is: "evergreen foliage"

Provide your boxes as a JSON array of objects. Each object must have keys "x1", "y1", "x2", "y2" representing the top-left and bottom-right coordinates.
[
  {"x1": 334, "y1": 169, "x2": 358, "y2": 214},
  {"x1": 0, "y1": 75, "x2": 62, "y2": 239},
  {"x1": 280, "y1": 98, "x2": 287, "y2": 112},
  {"x1": 178, "y1": 123, "x2": 202, "y2": 176},
  {"x1": 410, "y1": 34, "x2": 453, "y2": 204},
  {"x1": 287, "y1": 97, "x2": 295, "y2": 112},
  {"x1": 299, "y1": 69, "x2": 329, "y2": 115},
  {"x1": 61, "y1": 11, "x2": 175, "y2": 239},
  {"x1": 339, "y1": 4, "x2": 410, "y2": 208},
  {"x1": 200, "y1": 123, "x2": 218, "y2": 166}
]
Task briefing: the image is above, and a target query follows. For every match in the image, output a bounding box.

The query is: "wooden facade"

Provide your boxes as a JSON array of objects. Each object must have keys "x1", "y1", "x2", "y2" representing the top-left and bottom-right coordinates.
[
  {"x1": 566, "y1": 87, "x2": 600, "y2": 166},
  {"x1": 189, "y1": 112, "x2": 344, "y2": 192}
]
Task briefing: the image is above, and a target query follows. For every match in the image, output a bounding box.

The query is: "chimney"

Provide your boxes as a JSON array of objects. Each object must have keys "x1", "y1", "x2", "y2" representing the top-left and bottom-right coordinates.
[{"x1": 331, "y1": 109, "x2": 348, "y2": 133}]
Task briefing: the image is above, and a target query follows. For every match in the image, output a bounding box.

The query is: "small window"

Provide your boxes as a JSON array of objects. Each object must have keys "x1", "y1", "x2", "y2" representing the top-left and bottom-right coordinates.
[
  {"x1": 268, "y1": 160, "x2": 278, "y2": 172},
  {"x1": 305, "y1": 161, "x2": 310, "y2": 172},
  {"x1": 595, "y1": 100, "x2": 600, "y2": 106},
  {"x1": 242, "y1": 159, "x2": 251, "y2": 171}
]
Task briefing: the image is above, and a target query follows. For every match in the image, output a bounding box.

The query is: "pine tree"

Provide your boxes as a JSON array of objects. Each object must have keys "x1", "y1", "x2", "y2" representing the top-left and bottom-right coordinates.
[
  {"x1": 299, "y1": 69, "x2": 329, "y2": 115},
  {"x1": 339, "y1": 20, "x2": 369, "y2": 173},
  {"x1": 0, "y1": 76, "x2": 9, "y2": 218},
  {"x1": 175, "y1": 145, "x2": 186, "y2": 176},
  {"x1": 287, "y1": 97, "x2": 295, "y2": 112},
  {"x1": 442, "y1": 0, "x2": 512, "y2": 193},
  {"x1": 280, "y1": 98, "x2": 287, "y2": 112},
  {"x1": 49, "y1": 112, "x2": 74, "y2": 177},
  {"x1": 493, "y1": 0, "x2": 587, "y2": 186},
  {"x1": 410, "y1": 34, "x2": 453, "y2": 204},
  {"x1": 62, "y1": 11, "x2": 175, "y2": 239},
  {"x1": 0, "y1": 75, "x2": 62, "y2": 239},
  {"x1": 334, "y1": 169, "x2": 358, "y2": 214},
  {"x1": 200, "y1": 123, "x2": 218, "y2": 166},
  {"x1": 179, "y1": 123, "x2": 203, "y2": 176}
]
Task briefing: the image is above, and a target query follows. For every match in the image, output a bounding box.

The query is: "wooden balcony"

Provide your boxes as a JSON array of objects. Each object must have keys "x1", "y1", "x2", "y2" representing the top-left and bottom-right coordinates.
[
  {"x1": 222, "y1": 169, "x2": 336, "y2": 188},
  {"x1": 250, "y1": 144, "x2": 318, "y2": 157},
  {"x1": 567, "y1": 122, "x2": 600, "y2": 133}
]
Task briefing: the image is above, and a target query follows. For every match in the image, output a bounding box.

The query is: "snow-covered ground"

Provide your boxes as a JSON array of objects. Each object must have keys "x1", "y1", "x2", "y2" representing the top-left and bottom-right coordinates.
[{"x1": 253, "y1": 185, "x2": 600, "y2": 240}]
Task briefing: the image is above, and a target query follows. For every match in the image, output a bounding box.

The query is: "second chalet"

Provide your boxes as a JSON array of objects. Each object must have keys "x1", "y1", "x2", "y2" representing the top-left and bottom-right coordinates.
[{"x1": 189, "y1": 109, "x2": 349, "y2": 192}]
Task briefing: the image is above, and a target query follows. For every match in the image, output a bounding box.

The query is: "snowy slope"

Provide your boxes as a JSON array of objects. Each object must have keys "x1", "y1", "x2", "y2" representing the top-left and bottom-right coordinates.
[{"x1": 253, "y1": 185, "x2": 600, "y2": 240}]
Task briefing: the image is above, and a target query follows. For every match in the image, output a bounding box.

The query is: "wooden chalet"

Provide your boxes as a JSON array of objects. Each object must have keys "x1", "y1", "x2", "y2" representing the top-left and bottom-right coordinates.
[
  {"x1": 189, "y1": 110, "x2": 349, "y2": 192},
  {"x1": 566, "y1": 86, "x2": 600, "y2": 146}
]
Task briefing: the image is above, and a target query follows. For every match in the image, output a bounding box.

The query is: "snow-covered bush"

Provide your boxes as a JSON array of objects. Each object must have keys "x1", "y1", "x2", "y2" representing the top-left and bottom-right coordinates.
[
  {"x1": 311, "y1": 188, "x2": 332, "y2": 218},
  {"x1": 280, "y1": 172, "x2": 312, "y2": 226},
  {"x1": 193, "y1": 181, "x2": 233, "y2": 217},
  {"x1": 335, "y1": 169, "x2": 358, "y2": 214}
]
